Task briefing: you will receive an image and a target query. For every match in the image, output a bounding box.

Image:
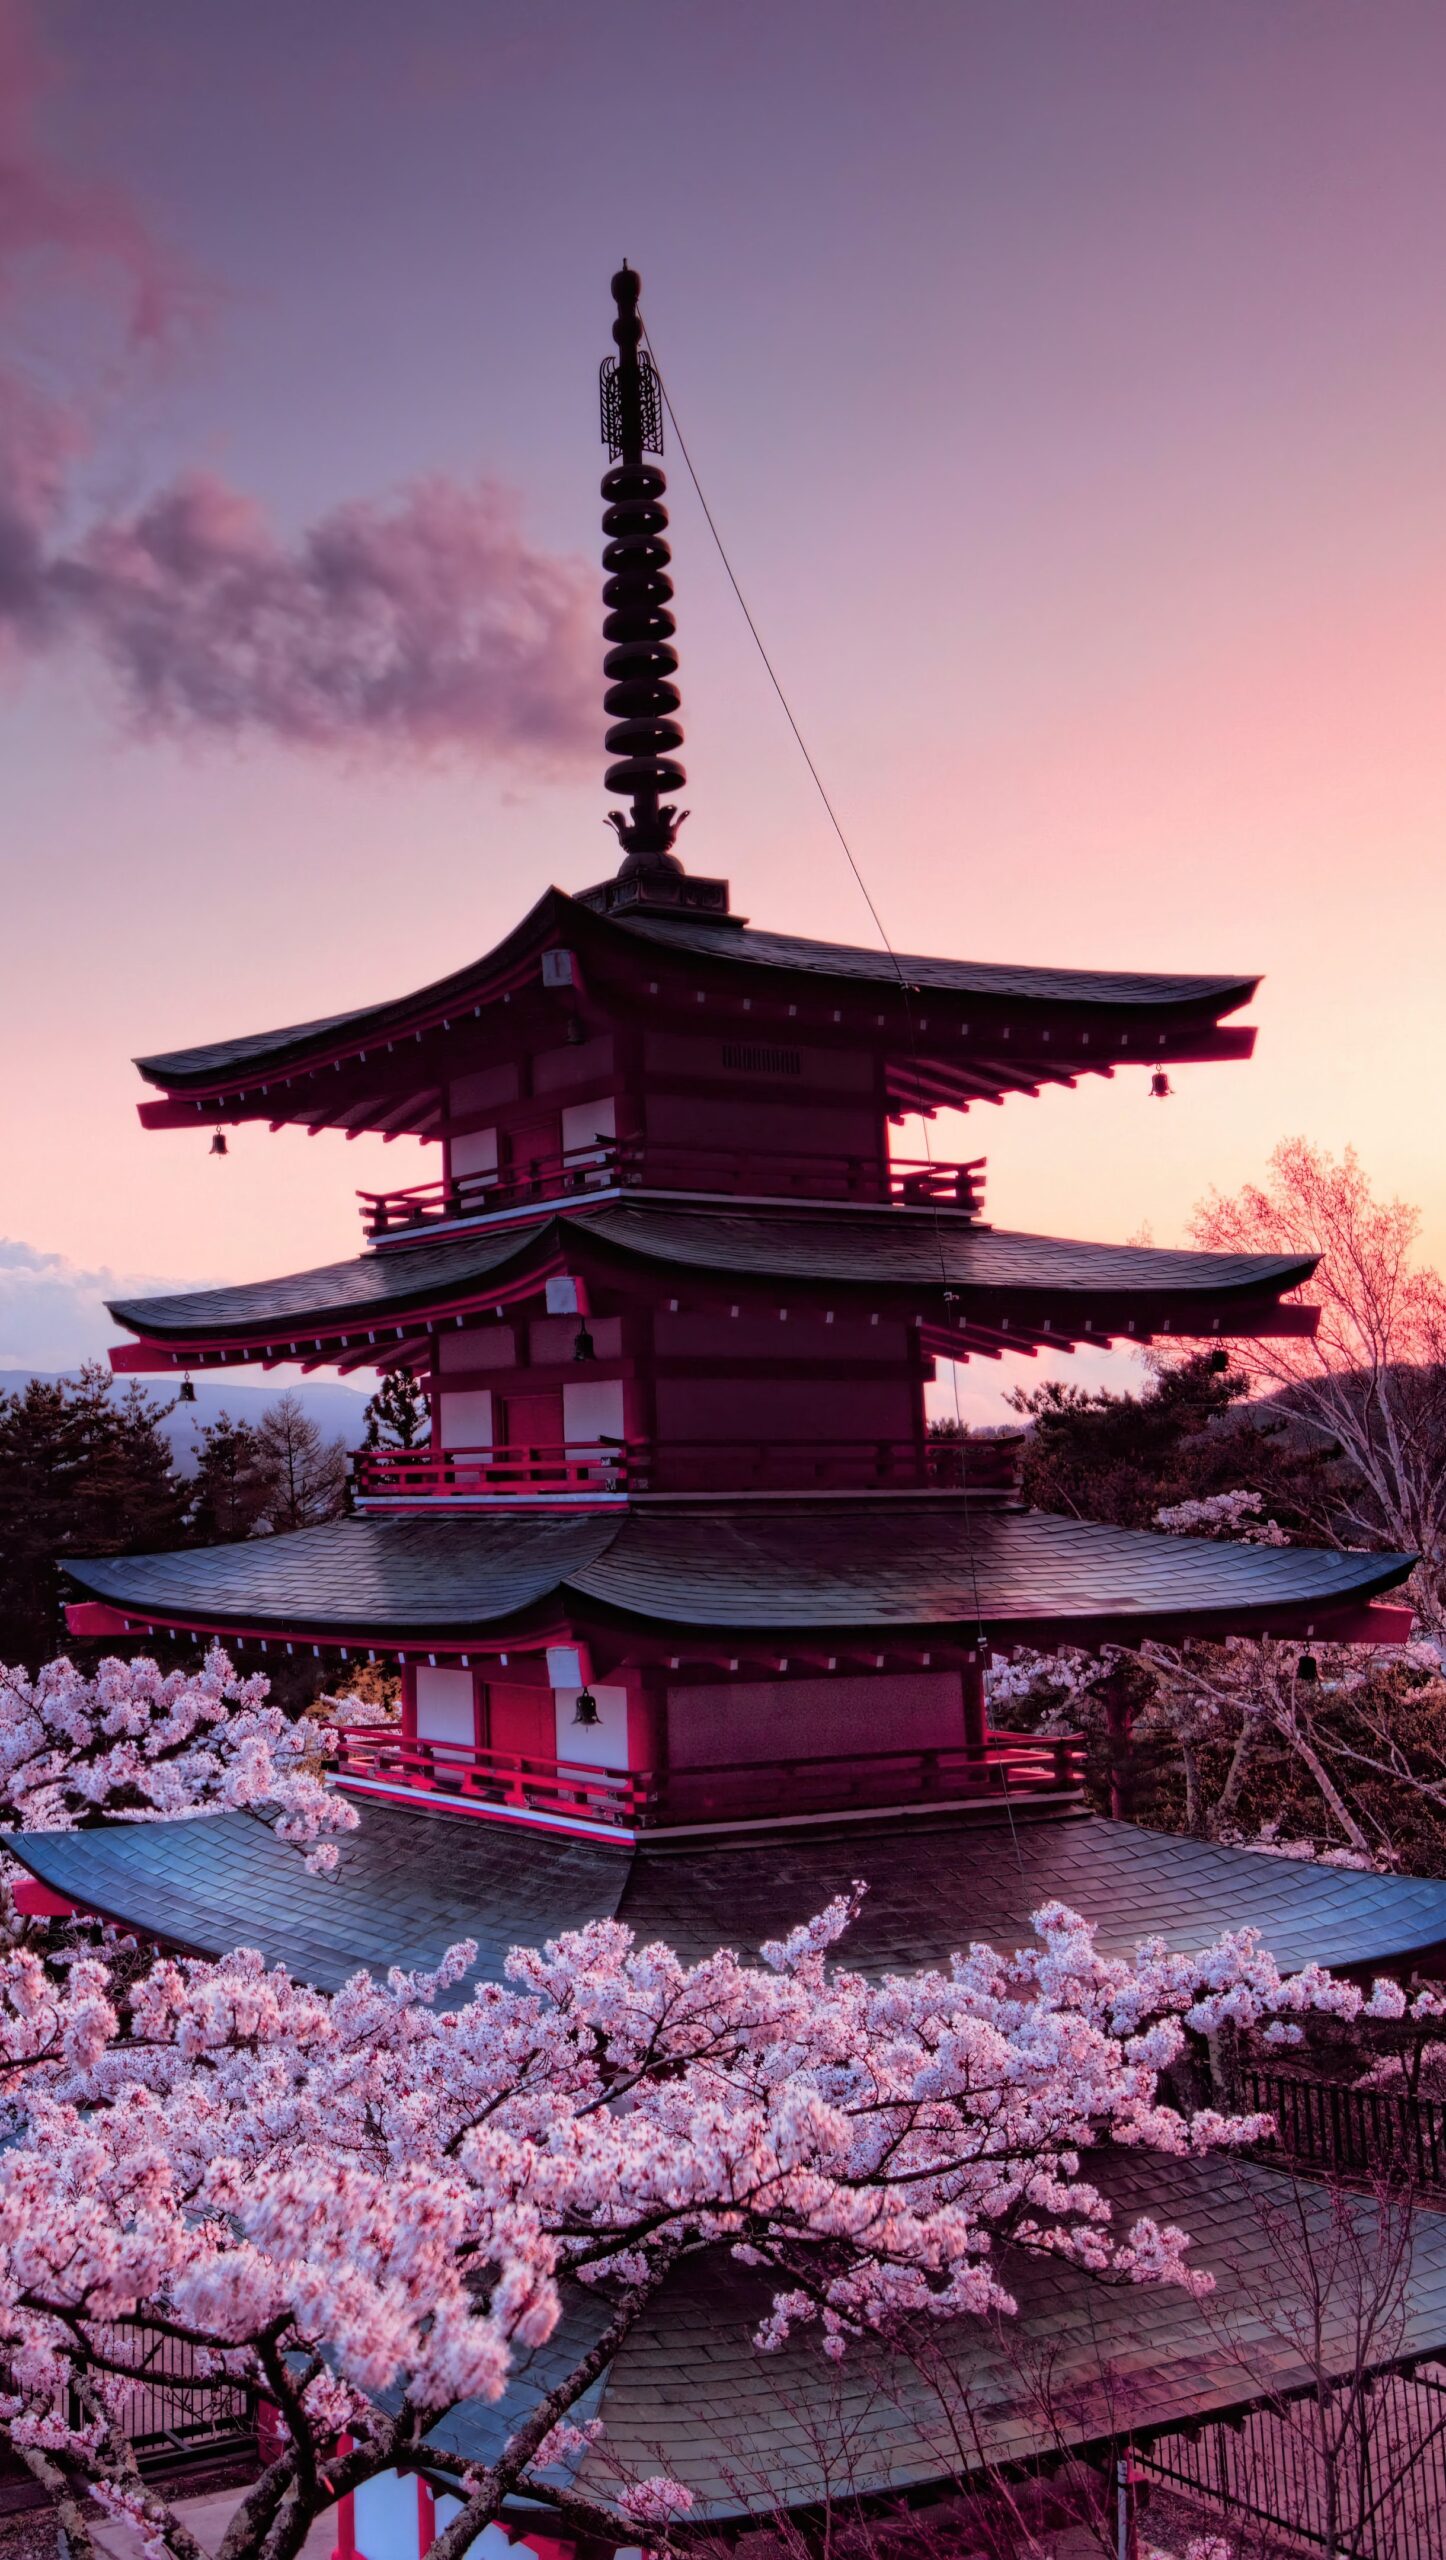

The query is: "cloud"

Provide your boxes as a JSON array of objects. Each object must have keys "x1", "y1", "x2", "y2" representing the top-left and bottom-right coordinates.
[
  {"x1": 0, "y1": 1, "x2": 596, "y2": 767},
  {"x1": 45, "y1": 470, "x2": 597, "y2": 762},
  {"x1": 0, "y1": 1239, "x2": 186, "y2": 1371}
]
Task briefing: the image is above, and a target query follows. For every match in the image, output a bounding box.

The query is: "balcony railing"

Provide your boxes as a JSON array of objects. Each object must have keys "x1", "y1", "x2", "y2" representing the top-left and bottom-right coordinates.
[
  {"x1": 334, "y1": 1727, "x2": 1085, "y2": 1830},
  {"x1": 353, "y1": 1439, "x2": 636, "y2": 1502},
  {"x1": 352, "y1": 1435, "x2": 1020, "y2": 1504},
  {"x1": 358, "y1": 1144, "x2": 986, "y2": 1236}
]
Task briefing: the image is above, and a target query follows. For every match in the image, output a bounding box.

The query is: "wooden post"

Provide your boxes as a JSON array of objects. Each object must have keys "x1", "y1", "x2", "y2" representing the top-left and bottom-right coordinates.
[
  {"x1": 962, "y1": 1655, "x2": 988, "y2": 1760},
  {"x1": 1100, "y1": 1666, "x2": 1134, "y2": 1822}
]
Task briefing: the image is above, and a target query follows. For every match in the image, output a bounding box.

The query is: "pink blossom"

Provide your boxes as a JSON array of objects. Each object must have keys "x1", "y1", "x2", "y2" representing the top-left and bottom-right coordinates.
[
  {"x1": 0, "y1": 1893, "x2": 1419, "y2": 2550},
  {"x1": 0, "y1": 1647, "x2": 357, "y2": 1867}
]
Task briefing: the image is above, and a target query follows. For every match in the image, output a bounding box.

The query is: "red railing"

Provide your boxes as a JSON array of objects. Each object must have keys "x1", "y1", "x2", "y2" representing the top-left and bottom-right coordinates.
[
  {"x1": 353, "y1": 1439, "x2": 637, "y2": 1501},
  {"x1": 358, "y1": 1144, "x2": 986, "y2": 1235},
  {"x1": 352, "y1": 1436, "x2": 1019, "y2": 1503},
  {"x1": 334, "y1": 1728, "x2": 1085, "y2": 1828}
]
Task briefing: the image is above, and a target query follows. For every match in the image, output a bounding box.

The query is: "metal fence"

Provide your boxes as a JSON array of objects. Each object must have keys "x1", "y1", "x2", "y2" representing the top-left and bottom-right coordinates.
[
  {"x1": 80, "y1": 2325, "x2": 252, "y2": 2466},
  {"x1": 1242, "y1": 2069, "x2": 1446, "y2": 2189},
  {"x1": 1141, "y1": 2364, "x2": 1446, "y2": 2559}
]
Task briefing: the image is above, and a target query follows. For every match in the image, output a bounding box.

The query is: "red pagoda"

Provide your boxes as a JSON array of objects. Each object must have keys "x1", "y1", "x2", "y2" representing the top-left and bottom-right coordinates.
[{"x1": 22, "y1": 261, "x2": 1446, "y2": 2547}]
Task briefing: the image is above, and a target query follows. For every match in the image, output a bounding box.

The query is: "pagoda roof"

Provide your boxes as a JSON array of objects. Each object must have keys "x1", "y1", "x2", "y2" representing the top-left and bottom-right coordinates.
[
  {"x1": 14, "y1": 1798, "x2": 1446, "y2": 2508},
  {"x1": 107, "y1": 1203, "x2": 1316, "y2": 1364},
  {"x1": 61, "y1": 1503, "x2": 1412, "y2": 1650},
  {"x1": 17, "y1": 1792, "x2": 1446, "y2": 1987},
  {"x1": 132, "y1": 887, "x2": 1260, "y2": 1117},
  {"x1": 442, "y1": 2151, "x2": 1446, "y2": 2515},
  {"x1": 619, "y1": 907, "x2": 1256, "y2": 1007}
]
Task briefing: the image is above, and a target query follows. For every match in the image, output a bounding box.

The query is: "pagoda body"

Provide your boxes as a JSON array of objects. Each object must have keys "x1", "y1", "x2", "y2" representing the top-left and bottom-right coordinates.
[
  {"x1": 29, "y1": 263, "x2": 1446, "y2": 2550},
  {"x1": 65, "y1": 268, "x2": 1412, "y2": 1847}
]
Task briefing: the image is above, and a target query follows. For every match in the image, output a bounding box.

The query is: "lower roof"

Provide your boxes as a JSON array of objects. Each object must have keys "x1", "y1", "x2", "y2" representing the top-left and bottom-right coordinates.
[
  {"x1": 63, "y1": 1503, "x2": 1414, "y2": 1647},
  {"x1": 17, "y1": 1799, "x2": 1446, "y2": 2509},
  {"x1": 16, "y1": 1796, "x2": 1446, "y2": 1988}
]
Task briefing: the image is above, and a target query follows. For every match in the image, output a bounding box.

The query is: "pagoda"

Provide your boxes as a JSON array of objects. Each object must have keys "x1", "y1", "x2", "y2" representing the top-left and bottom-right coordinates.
[{"x1": 22, "y1": 262, "x2": 1446, "y2": 2545}]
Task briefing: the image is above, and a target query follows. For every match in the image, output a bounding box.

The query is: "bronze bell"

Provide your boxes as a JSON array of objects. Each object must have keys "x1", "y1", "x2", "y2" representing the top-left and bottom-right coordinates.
[
  {"x1": 178, "y1": 1375, "x2": 197, "y2": 1405},
  {"x1": 210, "y1": 1131, "x2": 229, "y2": 1155},
  {"x1": 572, "y1": 1688, "x2": 601, "y2": 1728},
  {"x1": 1149, "y1": 1072, "x2": 1173, "y2": 1100}
]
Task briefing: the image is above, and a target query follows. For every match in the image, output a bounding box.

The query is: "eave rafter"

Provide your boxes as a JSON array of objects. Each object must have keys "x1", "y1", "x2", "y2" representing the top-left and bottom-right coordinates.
[{"x1": 104, "y1": 1200, "x2": 1320, "y2": 1377}]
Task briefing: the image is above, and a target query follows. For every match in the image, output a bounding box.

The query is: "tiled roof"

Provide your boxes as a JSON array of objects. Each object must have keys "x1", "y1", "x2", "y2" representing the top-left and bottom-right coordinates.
[
  {"x1": 62, "y1": 1505, "x2": 1414, "y2": 1640},
  {"x1": 108, "y1": 1219, "x2": 552, "y2": 1339},
  {"x1": 108, "y1": 1204, "x2": 1311, "y2": 1341},
  {"x1": 618, "y1": 909, "x2": 1258, "y2": 1010},
  {"x1": 557, "y1": 2151, "x2": 1446, "y2": 2512},
  {"x1": 18, "y1": 1803, "x2": 1446, "y2": 2507},
  {"x1": 15, "y1": 1795, "x2": 1446, "y2": 1993},
  {"x1": 135, "y1": 889, "x2": 1257, "y2": 1091}
]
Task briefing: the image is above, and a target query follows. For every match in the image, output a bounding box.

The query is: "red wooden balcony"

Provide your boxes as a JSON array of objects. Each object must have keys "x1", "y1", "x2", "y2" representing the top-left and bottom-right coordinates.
[
  {"x1": 333, "y1": 1727, "x2": 1086, "y2": 1832},
  {"x1": 353, "y1": 1439, "x2": 637, "y2": 1503},
  {"x1": 351, "y1": 1435, "x2": 1020, "y2": 1505},
  {"x1": 358, "y1": 1144, "x2": 986, "y2": 1236}
]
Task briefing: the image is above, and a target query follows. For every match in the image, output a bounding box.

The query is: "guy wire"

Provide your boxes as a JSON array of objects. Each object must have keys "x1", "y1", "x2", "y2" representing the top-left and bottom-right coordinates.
[{"x1": 642, "y1": 320, "x2": 1026, "y2": 1876}]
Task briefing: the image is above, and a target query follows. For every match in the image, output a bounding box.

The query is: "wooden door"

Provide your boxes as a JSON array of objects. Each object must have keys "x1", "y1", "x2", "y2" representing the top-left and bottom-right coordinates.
[
  {"x1": 500, "y1": 1390, "x2": 564, "y2": 1489},
  {"x1": 501, "y1": 1114, "x2": 559, "y2": 1199},
  {"x1": 484, "y1": 1683, "x2": 556, "y2": 1764}
]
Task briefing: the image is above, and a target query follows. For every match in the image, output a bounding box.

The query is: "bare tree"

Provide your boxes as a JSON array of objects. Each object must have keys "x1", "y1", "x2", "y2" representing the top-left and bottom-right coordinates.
[
  {"x1": 254, "y1": 1391, "x2": 348, "y2": 1532},
  {"x1": 1189, "y1": 1142, "x2": 1446, "y2": 1635}
]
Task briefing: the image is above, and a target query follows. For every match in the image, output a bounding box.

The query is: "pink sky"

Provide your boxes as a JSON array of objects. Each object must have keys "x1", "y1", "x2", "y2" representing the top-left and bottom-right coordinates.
[{"x1": 3, "y1": 0, "x2": 1444, "y2": 1409}]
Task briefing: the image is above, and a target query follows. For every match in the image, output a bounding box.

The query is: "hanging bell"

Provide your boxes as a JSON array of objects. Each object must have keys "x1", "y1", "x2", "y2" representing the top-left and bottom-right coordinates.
[
  {"x1": 210, "y1": 1131, "x2": 229, "y2": 1155},
  {"x1": 573, "y1": 1324, "x2": 596, "y2": 1363},
  {"x1": 1149, "y1": 1072, "x2": 1173, "y2": 1100},
  {"x1": 572, "y1": 1688, "x2": 601, "y2": 1728},
  {"x1": 1296, "y1": 1653, "x2": 1319, "y2": 1685},
  {"x1": 178, "y1": 1374, "x2": 197, "y2": 1405}
]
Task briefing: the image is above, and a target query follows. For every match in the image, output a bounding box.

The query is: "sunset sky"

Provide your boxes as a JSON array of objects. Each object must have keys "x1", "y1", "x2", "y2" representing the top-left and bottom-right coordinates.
[{"x1": 3, "y1": 0, "x2": 1444, "y2": 1415}]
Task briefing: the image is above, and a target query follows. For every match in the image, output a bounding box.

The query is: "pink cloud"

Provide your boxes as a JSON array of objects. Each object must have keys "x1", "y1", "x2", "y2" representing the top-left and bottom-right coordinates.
[
  {"x1": 50, "y1": 470, "x2": 596, "y2": 760},
  {"x1": 0, "y1": 0, "x2": 595, "y2": 768}
]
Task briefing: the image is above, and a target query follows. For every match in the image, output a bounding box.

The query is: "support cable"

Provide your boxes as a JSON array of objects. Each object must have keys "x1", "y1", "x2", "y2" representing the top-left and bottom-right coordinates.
[{"x1": 643, "y1": 323, "x2": 1029, "y2": 1867}]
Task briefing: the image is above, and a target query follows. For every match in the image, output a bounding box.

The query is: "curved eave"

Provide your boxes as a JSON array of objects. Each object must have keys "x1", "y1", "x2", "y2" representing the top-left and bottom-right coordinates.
[
  {"x1": 134, "y1": 889, "x2": 572, "y2": 1095},
  {"x1": 131, "y1": 889, "x2": 1263, "y2": 1127},
  {"x1": 12, "y1": 1791, "x2": 1446, "y2": 1995},
  {"x1": 61, "y1": 1507, "x2": 1416, "y2": 1654},
  {"x1": 105, "y1": 1208, "x2": 1319, "y2": 1371}
]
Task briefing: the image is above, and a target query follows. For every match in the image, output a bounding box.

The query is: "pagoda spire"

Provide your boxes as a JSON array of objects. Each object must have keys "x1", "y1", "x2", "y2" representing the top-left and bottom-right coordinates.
[{"x1": 599, "y1": 263, "x2": 688, "y2": 876}]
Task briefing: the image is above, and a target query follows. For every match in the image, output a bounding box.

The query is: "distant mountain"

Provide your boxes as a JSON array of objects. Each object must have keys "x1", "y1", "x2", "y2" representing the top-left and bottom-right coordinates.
[{"x1": 0, "y1": 1372, "x2": 372, "y2": 1475}]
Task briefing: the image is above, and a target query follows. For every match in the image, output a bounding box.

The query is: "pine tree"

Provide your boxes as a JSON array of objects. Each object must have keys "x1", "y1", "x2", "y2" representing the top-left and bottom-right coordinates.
[
  {"x1": 188, "y1": 1412, "x2": 278, "y2": 1542},
  {"x1": 0, "y1": 1365, "x2": 186, "y2": 1669},
  {"x1": 363, "y1": 1369, "x2": 430, "y2": 1449}
]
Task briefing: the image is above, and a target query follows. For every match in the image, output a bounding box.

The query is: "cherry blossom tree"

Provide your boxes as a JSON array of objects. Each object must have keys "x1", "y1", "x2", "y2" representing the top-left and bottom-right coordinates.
[
  {"x1": 989, "y1": 1491, "x2": 1446, "y2": 1862},
  {"x1": 1188, "y1": 1141, "x2": 1446, "y2": 1633},
  {"x1": 0, "y1": 1647, "x2": 357, "y2": 1873},
  {"x1": 0, "y1": 1894, "x2": 1418, "y2": 2560}
]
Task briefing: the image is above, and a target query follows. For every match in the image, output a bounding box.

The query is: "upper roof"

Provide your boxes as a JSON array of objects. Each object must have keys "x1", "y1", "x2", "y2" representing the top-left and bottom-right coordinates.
[
  {"x1": 619, "y1": 909, "x2": 1256, "y2": 1006},
  {"x1": 107, "y1": 1202, "x2": 1316, "y2": 1357},
  {"x1": 132, "y1": 886, "x2": 1260, "y2": 1106},
  {"x1": 62, "y1": 1502, "x2": 1413, "y2": 1646}
]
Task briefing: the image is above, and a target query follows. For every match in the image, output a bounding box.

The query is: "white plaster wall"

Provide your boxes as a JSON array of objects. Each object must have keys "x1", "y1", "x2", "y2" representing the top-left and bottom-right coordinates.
[
  {"x1": 438, "y1": 1388, "x2": 494, "y2": 1447},
  {"x1": 450, "y1": 1126, "x2": 499, "y2": 1179},
  {"x1": 354, "y1": 2472, "x2": 422, "y2": 2560},
  {"x1": 414, "y1": 1667, "x2": 476, "y2": 1745},
  {"x1": 560, "y1": 1094, "x2": 617, "y2": 1163},
  {"x1": 563, "y1": 1379, "x2": 626, "y2": 1445},
  {"x1": 554, "y1": 1683, "x2": 630, "y2": 1769}
]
